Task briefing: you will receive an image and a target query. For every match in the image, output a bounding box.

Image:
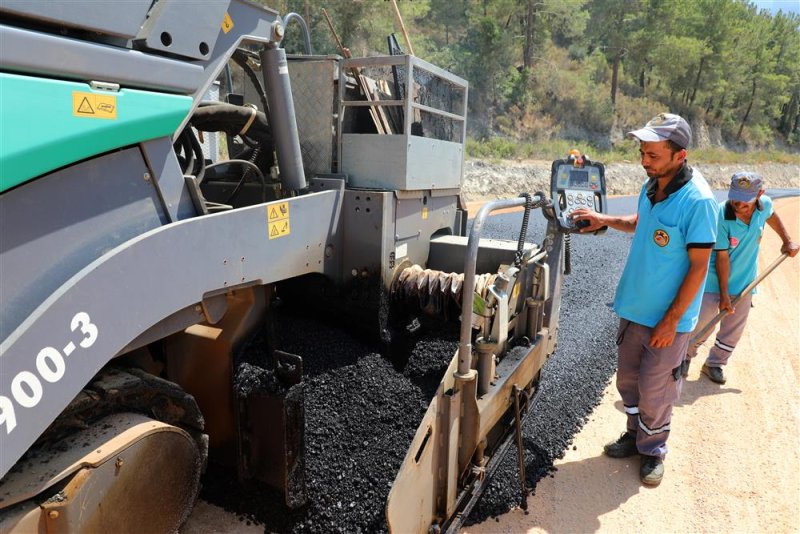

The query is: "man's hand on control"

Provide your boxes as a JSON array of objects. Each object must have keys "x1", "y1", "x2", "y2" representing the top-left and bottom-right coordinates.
[
  {"x1": 781, "y1": 240, "x2": 800, "y2": 258},
  {"x1": 650, "y1": 317, "x2": 678, "y2": 348},
  {"x1": 571, "y1": 208, "x2": 607, "y2": 233}
]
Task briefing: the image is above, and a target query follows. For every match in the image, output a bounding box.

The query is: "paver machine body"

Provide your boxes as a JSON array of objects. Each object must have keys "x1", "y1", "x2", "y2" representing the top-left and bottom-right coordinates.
[{"x1": 0, "y1": 2, "x2": 582, "y2": 532}]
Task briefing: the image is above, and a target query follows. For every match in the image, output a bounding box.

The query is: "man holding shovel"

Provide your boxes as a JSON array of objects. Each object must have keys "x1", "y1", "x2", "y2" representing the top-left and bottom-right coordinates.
[{"x1": 685, "y1": 172, "x2": 799, "y2": 384}]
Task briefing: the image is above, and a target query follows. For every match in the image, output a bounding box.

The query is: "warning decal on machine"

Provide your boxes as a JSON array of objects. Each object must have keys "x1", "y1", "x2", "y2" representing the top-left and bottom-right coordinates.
[
  {"x1": 221, "y1": 12, "x2": 234, "y2": 33},
  {"x1": 72, "y1": 91, "x2": 117, "y2": 119},
  {"x1": 268, "y1": 202, "x2": 291, "y2": 239}
]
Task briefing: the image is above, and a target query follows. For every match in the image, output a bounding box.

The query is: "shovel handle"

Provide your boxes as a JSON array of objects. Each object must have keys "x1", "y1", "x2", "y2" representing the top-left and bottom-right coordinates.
[{"x1": 690, "y1": 253, "x2": 789, "y2": 345}]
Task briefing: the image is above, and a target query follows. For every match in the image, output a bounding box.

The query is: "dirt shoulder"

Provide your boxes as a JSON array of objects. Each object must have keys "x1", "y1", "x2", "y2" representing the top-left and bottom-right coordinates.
[{"x1": 465, "y1": 197, "x2": 800, "y2": 534}]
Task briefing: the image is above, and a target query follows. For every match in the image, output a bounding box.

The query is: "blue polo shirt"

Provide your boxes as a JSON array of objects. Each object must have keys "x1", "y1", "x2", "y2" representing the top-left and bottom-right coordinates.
[
  {"x1": 613, "y1": 166, "x2": 718, "y2": 332},
  {"x1": 705, "y1": 195, "x2": 773, "y2": 296}
]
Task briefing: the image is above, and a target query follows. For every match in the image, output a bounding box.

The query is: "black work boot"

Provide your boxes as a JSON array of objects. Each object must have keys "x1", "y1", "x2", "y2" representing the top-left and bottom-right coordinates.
[
  {"x1": 640, "y1": 455, "x2": 664, "y2": 486},
  {"x1": 680, "y1": 358, "x2": 691, "y2": 378},
  {"x1": 701, "y1": 364, "x2": 726, "y2": 384},
  {"x1": 603, "y1": 432, "x2": 638, "y2": 458}
]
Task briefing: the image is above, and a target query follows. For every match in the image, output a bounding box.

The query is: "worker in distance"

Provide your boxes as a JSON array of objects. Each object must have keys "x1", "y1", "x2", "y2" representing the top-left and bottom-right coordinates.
[
  {"x1": 570, "y1": 113, "x2": 718, "y2": 486},
  {"x1": 684, "y1": 172, "x2": 799, "y2": 384}
]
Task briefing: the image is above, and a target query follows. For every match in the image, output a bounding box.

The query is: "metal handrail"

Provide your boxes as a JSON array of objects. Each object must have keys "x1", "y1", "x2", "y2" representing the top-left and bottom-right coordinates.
[
  {"x1": 457, "y1": 196, "x2": 544, "y2": 376},
  {"x1": 281, "y1": 13, "x2": 313, "y2": 55}
]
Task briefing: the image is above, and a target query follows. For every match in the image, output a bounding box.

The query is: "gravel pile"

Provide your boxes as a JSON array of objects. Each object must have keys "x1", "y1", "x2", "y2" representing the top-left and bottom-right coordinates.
[{"x1": 200, "y1": 209, "x2": 630, "y2": 532}]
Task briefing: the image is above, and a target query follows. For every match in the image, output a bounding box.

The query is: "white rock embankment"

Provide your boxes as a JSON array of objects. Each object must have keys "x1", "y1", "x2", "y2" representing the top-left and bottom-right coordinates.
[{"x1": 462, "y1": 159, "x2": 800, "y2": 201}]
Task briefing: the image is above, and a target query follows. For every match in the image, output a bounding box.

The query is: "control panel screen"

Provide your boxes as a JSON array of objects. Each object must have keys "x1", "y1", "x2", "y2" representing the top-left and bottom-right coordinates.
[
  {"x1": 556, "y1": 164, "x2": 601, "y2": 190},
  {"x1": 569, "y1": 169, "x2": 589, "y2": 187}
]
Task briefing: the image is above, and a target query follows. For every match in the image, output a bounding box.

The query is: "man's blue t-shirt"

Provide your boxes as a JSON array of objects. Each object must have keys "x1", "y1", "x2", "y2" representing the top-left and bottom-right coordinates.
[
  {"x1": 613, "y1": 167, "x2": 718, "y2": 332},
  {"x1": 705, "y1": 195, "x2": 773, "y2": 296}
]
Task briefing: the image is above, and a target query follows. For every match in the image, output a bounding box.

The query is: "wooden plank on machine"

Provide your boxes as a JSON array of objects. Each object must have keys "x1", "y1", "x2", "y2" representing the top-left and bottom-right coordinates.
[
  {"x1": 354, "y1": 70, "x2": 387, "y2": 134},
  {"x1": 362, "y1": 76, "x2": 394, "y2": 134},
  {"x1": 377, "y1": 78, "x2": 403, "y2": 134}
]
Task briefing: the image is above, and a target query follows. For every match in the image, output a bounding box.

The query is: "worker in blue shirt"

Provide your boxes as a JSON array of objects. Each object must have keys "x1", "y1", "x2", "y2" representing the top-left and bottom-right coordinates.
[
  {"x1": 572, "y1": 113, "x2": 718, "y2": 486},
  {"x1": 685, "y1": 172, "x2": 799, "y2": 384}
]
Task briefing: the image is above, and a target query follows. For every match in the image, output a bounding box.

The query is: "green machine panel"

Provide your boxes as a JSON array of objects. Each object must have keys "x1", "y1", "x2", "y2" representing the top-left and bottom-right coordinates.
[{"x1": 0, "y1": 73, "x2": 192, "y2": 192}]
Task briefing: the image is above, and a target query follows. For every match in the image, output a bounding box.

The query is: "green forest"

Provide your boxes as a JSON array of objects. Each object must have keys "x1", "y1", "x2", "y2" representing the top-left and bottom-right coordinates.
[{"x1": 266, "y1": 0, "x2": 800, "y2": 160}]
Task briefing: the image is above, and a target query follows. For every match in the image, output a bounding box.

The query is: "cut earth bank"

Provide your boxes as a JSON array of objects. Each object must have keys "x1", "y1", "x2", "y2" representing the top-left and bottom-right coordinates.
[{"x1": 462, "y1": 160, "x2": 800, "y2": 200}]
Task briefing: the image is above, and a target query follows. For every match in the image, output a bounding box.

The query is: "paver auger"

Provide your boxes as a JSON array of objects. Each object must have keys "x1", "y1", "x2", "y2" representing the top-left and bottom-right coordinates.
[{"x1": 0, "y1": 3, "x2": 602, "y2": 532}]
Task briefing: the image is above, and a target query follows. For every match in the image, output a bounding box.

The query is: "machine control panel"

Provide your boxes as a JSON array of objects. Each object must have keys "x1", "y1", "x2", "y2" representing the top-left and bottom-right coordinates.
[{"x1": 550, "y1": 152, "x2": 607, "y2": 234}]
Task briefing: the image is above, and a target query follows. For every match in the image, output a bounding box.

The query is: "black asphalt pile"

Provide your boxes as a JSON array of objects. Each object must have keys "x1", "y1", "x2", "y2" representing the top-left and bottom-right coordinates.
[
  {"x1": 234, "y1": 362, "x2": 284, "y2": 397},
  {"x1": 466, "y1": 213, "x2": 631, "y2": 523},
  {"x1": 200, "y1": 313, "x2": 458, "y2": 533}
]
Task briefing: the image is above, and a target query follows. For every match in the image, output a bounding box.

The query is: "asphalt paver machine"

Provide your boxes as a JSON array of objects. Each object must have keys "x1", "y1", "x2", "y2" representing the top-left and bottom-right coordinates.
[{"x1": 0, "y1": 2, "x2": 598, "y2": 531}]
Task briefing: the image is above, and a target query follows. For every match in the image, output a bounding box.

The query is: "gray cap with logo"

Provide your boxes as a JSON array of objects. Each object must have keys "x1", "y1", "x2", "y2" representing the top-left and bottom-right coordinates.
[
  {"x1": 728, "y1": 171, "x2": 764, "y2": 202},
  {"x1": 627, "y1": 113, "x2": 692, "y2": 149}
]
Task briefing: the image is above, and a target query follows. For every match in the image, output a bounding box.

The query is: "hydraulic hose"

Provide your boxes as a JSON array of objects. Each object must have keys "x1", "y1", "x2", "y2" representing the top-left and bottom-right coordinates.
[
  {"x1": 514, "y1": 193, "x2": 532, "y2": 268},
  {"x1": 514, "y1": 191, "x2": 550, "y2": 268},
  {"x1": 191, "y1": 103, "x2": 273, "y2": 145}
]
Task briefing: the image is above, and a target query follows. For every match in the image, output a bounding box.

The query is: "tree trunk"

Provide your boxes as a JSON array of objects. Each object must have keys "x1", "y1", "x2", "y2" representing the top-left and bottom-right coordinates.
[
  {"x1": 690, "y1": 56, "x2": 704, "y2": 105},
  {"x1": 611, "y1": 49, "x2": 621, "y2": 105},
  {"x1": 523, "y1": 0, "x2": 537, "y2": 70},
  {"x1": 737, "y1": 78, "x2": 757, "y2": 140},
  {"x1": 780, "y1": 90, "x2": 798, "y2": 135}
]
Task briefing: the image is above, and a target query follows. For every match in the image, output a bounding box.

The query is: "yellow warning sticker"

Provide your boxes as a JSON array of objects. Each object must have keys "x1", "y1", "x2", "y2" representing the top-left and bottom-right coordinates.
[
  {"x1": 421, "y1": 207, "x2": 429, "y2": 220},
  {"x1": 267, "y1": 202, "x2": 290, "y2": 239},
  {"x1": 268, "y1": 202, "x2": 289, "y2": 222},
  {"x1": 221, "y1": 12, "x2": 234, "y2": 33},
  {"x1": 72, "y1": 91, "x2": 117, "y2": 120},
  {"x1": 268, "y1": 219, "x2": 291, "y2": 240}
]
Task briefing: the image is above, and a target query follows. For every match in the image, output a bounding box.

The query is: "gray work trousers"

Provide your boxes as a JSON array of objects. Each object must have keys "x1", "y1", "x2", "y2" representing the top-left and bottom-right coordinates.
[
  {"x1": 616, "y1": 319, "x2": 690, "y2": 459},
  {"x1": 686, "y1": 291, "x2": 753, "y2": 367}
]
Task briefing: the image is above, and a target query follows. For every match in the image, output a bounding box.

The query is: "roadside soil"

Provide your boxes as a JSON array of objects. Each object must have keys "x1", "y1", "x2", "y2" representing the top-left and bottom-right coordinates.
[{"x1": 465, "y1": 196, "x2": 800, "y2": 534}]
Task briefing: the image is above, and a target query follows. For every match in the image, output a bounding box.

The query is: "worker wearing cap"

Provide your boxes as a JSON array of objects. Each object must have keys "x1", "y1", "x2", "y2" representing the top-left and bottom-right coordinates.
[
  {"x1": 571, "y1": 113, "x2": 718, "y2": 486},
  {"x1": 684, "y1": 172, "x2": 798, "y2": 384}
]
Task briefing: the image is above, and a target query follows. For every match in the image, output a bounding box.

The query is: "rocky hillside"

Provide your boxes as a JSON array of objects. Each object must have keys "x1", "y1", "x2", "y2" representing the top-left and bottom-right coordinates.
[{"x1": 463, "y1": 160, "x2": 800, "y2": 201}]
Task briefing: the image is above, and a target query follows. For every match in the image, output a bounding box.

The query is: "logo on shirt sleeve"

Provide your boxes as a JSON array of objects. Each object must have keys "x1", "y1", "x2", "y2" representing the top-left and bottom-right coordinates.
[
  {"x1": 653, "y1": 229, "x2": 670, "y2": 247},
  {"x1": 729, "y1": 236, "x2": 739, "y2": 248}
]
